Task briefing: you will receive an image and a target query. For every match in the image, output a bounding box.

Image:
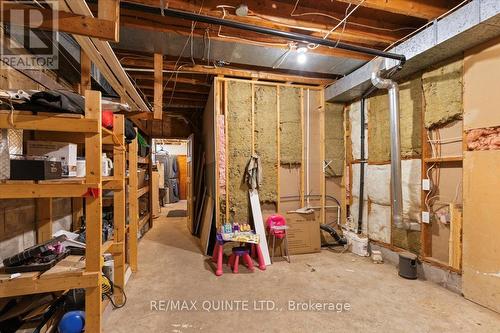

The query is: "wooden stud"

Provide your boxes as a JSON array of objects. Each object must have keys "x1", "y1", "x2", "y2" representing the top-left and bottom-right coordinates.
[
  {"x1": 98, "y1": 0, "x2": 120, "y2": 42},
  {"x1": 112, "y1": 114, "x2": 126, "y2": 303},
  {"x1": 128, "y1": 129, "x2": 139, "y2": 272},
  {"x1": 224, "y1": 80, "x2": 229, "y2": 223},
  {"x1": 251, "y1": 83, "x2": 255, "y2": 154},
  {"x1": 276, "y1": 86, "x2": 280, "y2": 213},
  {"x1": 214, "y1": 78, "x2": 221, "y2": 227},
  {"x1": 448, "y1": 203, "x2": 462, "y2": 270},
  {"x1": 153, "y1": 53, "x2": 163, "y2": 120},
  {"x1": 420, "y1": 84, "x2": 432, "y2": 258},
  {"x1": 319, "y1": 89, "x2": 326, "y2": 225},
  {"x1": 83, "y1": 90, "x2": 103, "y2": 333},
  {"x1": 35, "y1": 198, "x2": 52, "y2": 243},
  {"x1": 300, "y1": 88, "x2": 305, "y2": 207},
  {"x1": 80, "y1": 49, "x2": 91, "y2": 94}
]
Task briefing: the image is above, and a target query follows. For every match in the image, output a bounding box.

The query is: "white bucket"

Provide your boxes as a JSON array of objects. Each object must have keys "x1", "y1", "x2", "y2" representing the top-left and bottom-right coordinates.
[{"x1": 345, "y1": 231, "x2": 369, "y2": 257}]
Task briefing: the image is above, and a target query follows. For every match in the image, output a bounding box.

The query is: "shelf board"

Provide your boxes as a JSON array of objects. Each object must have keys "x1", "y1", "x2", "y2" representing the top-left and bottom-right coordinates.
[
  {"x1": 0, "y1": 256, "x2": 99, "y2": 298},
  {"x1": 138, "y1": 213, "x2": 151, "y2": 230},
  {"x1": 138, "y1": 185, "x2": 149, "y2": 197},
  {"x1": 0, "y1": 111, "x2": 99, "y2": 133},
  {"x1": 101, "y1": 239, "x2": 114, "y2": 254},
  {"x1": 424, "y1": 156, "x2": 463, "y2": 163},
  {"x1": 0, "y1": 181, "x2": 100, "y2": 199},
  {"x1": 137, "y1": 156, "x2": 149, "y2": 164}
]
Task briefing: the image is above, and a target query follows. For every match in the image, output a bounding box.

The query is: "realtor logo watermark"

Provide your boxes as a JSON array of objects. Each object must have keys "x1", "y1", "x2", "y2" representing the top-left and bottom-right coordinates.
[
  {"x1": 151, "y1": 299, "x2": 352, "y2": 313},
  {"x1": 1, "y1": 1, "x2": 58, "y2": 69}
]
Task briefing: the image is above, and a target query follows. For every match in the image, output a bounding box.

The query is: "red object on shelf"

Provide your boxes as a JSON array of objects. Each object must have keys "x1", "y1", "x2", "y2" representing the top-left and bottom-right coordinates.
[
  {"x1": 102, "y1": 110, "x2": 114, "y2": 129},
  {"x1": 84, "y1": 188, "x2": 100, "y2": 198}
]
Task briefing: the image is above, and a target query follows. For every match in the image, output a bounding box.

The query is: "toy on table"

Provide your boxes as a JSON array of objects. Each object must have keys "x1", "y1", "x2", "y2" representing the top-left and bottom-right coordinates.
[{"x1": 212, "y1": 222, "x2": 266, "y2": 276}]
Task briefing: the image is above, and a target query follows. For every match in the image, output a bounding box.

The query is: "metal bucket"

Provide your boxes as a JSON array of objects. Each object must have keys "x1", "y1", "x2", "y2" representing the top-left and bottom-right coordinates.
[{"x1": 398, "y1": 252, "x2": 418, "y2": 279}]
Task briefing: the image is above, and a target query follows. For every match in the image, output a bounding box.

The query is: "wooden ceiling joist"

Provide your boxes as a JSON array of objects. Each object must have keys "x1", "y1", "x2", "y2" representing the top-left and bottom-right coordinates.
[
  {"x1": 129, "y1": 74, "x2": 212, "y2": 87},
  {"x1": 122, "y1": 0, "x2": 410, "y2": 46},
  {"x1": 335, "y1": 0, "x2": 457, "y2": 20},
  {"x1": 119, "y1": 57, "x2": 331, "y2": 86}
]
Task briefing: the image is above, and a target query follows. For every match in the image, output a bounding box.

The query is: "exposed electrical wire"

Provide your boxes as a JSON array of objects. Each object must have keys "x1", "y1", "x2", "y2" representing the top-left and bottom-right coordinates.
[{"x1": 290, "y1": 0, "x2": 416, "y2": 32}]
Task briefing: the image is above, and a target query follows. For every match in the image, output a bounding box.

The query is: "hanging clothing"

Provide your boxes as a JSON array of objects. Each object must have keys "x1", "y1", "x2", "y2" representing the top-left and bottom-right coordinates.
[{"x1": 245, "y1": 154, "x2": 262, "y2": 190}]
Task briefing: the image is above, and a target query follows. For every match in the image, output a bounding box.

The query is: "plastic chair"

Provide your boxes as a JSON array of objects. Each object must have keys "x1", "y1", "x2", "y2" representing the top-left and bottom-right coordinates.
[
  {"x1": 266, "y1": 214, "x2": 290, "y2": 263},
  {"x1": 228, "y1": 246, "x2": 254, "y2": 274}
]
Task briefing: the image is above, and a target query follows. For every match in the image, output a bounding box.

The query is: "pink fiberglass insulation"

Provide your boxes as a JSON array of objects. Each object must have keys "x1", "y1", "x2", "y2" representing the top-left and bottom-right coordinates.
[
  {"x1": 218, "y1": 115, "x2": 226, "y2": 195},
  {"x1": 466, "y1": 126, "x2": 500, "y2": 151}
]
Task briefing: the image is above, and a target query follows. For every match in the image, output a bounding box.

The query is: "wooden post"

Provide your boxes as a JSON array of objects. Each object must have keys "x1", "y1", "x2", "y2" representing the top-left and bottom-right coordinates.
[
  {"x1": 300, "y1": 88, "x2": 305, "y2": 207},
  {"x1": 113, "y1": 114, "x2": 126, "y2": 303},
  {"x1": 36, "y1": 198, "x2": 52, "y2": 243},
  {"x1": 224, "y1": 80, "x2": 229, "y2": 223},
  {"x1": 129, "y1": 129, "x2": 139, "y2": 272},
  {"x1": 319, "y1": 89, "x2": 326, "y2": 225},
  {"x1": 420, "y1": 86, "x2": 432, "y2": 257},
  {"x1": 251, "y1": 83, "x2": 255, "y2": 154},
  {"x1": 84, "y1": 90, "x2": 103, "y2": 333},
  {"x1": 98, "y1": 0, "x2": 120, "y2": 42},
  {"x1": 214, "y1": 78, "x2": 221, "y2": 227},
  {"x1": 80, "y1": 49, "x2": 91, "y2": 93},
  {"x1": 276, "y1": 86, "x2": 280, "y2": 213},
  {"x1": 148, "y1": 135, "x2": 154, "y2": 228},
  {"x1": 153, "y1": 53, "x2": 163, "y2": 120},
  {"x1": 74, "y1": 48, "x2": 91, "y2": 230}
]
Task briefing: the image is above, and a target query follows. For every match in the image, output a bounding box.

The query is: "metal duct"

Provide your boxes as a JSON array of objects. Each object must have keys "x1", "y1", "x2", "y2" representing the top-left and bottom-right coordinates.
[{"x1": 371, "y1": 60, "x2": 407, "y2": 230}]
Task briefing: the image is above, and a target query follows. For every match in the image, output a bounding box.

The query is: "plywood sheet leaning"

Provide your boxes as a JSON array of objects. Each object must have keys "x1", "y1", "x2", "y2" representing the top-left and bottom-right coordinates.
[
  {"x1": 227, "y1": 81, "x2": 252, "y2": 223},
  {"x1": 368, "y1": 76, "x2": 422, "y2": 163},
  {"x1": 279, "y1": 86, "x2": 302, "y2": 165},
  {"x1": 325, "y1": 103, "x2": 345, "y2": 177},
  {"x1": 200, "y1": 196, "x2": 214, "y2": 255},
  {"x1": 463, "y1": 150, "x2": 500, "y2": 313},
  {"x1": 423, "y1": 56, "x2": 463, "y2": 129},
  {"x1": 254, "y1": 85, "x2": 278, "y2": 203}
]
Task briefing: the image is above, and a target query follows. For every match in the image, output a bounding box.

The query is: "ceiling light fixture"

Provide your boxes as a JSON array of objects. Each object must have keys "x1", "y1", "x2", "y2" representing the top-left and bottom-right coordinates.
[
  {"x1": 297, "y1": 53, "x2": 307, "y2": 64},
  {"x1": 235, "y1": 4, "x2": 249, "y2": 17},
  {"x1": 296, "y1": 44, "x2": 308, "y2": 64}
]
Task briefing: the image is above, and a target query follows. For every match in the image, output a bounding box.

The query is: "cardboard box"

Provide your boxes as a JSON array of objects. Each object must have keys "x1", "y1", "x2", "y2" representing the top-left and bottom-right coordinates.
[
  {"x1": 284, "y1": 211, "x2": 321, "y2": 255},
  {"x1": 27, "y1": 141, "x2": 77, "y2": 177},
  {"x1": 137, "y1": 168, "x2": 147, "y2": 188}
]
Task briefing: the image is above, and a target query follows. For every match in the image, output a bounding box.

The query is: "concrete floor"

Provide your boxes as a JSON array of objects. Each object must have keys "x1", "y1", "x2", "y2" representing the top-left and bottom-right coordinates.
[{"x1": 104, "y1": 201, "x2": 500, "y2": 333}]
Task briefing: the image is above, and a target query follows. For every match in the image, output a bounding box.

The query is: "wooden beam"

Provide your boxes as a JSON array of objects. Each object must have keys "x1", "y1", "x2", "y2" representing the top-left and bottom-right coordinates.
[
  {"x1": 98, "y1": 0, "x2": 120, "y2": 41},
  {"x1": 120, "y1": 58, "x2": 330, "y2": 86},
  {"x1": 153, "y1": 53, "x2": 163, "y2": 120},
  {"x1": 1, "y1": 3, "x2": 117, "y2": 40},
  {"x1": 335, "y1": 0, "x2": 452, "y2": 20},
  {"x1": 121, "y1": 0, "x2": 405, "y2": 47},
  {"x1": 129, "y1": 74, "x2": 212, "y2": 87},
  {"x1": 80, "y1": 49, "x2": 91, "y2": 93}
]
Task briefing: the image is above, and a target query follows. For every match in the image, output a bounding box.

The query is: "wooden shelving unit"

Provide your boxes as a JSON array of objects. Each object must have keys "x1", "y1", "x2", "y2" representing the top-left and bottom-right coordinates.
[
  {"x1": 0, "y1": 91, "x2": 111, "y2": 332},
  {"x1": 127, "y1": 130, "x2": 139, "y2": 272}
]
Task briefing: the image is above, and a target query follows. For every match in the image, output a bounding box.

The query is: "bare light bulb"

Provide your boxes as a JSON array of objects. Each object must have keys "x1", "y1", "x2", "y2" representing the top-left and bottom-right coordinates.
[{"x1": 297, "y1": 53, "x2": 307, "y2": 64}]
